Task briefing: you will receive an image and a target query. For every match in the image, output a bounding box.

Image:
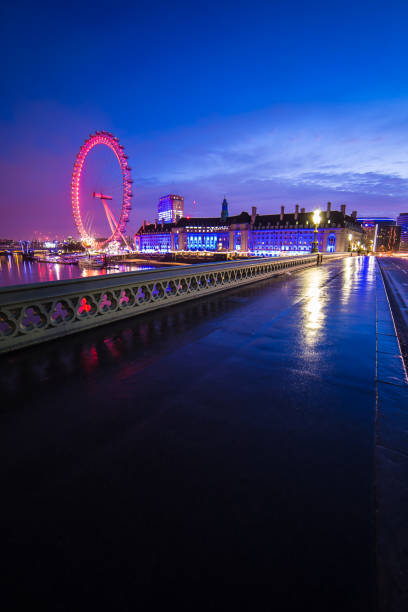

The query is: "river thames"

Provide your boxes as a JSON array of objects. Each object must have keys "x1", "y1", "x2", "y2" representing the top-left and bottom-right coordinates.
[{"x1": 0, "y1": 254, "x2": 155, "y2": 287}]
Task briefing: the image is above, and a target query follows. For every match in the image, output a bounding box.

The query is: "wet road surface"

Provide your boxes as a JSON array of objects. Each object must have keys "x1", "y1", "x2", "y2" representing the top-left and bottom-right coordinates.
[{"x1": 0, "y1": 256, "x2": 402, "y2": 610}]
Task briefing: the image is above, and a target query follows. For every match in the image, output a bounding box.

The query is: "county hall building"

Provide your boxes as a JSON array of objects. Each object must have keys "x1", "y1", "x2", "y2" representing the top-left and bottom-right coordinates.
[{"x1": 134, "y1": 198, "x2": 363, "y2": 255}]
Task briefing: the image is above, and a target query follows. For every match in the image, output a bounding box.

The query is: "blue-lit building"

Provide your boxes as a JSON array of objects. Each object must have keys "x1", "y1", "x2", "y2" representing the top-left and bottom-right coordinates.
[
  {"x1": 135, "y1": 202, "x2": 363, "y2": 255},
  {"x1": 158, "y1": 194, "x2": 184, "y2": 223}
]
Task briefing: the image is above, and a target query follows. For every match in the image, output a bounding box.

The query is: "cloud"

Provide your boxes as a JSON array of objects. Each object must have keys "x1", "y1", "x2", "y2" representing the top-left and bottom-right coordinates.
[{"x1": 2, "y1": 100, "x2": 408, "y2": 238}]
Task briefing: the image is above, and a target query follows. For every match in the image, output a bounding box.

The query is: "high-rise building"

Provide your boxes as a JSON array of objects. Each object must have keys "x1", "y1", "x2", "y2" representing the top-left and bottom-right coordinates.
[
  {"x1": 397, "y1": 212, "x2": 408, "y2": 252},
  {"x1": 357, "y1": 217, "x2": 401, "y2": 252},
  {"x1": 158, "y1": 194, "x2": 184, "y2": 223}
]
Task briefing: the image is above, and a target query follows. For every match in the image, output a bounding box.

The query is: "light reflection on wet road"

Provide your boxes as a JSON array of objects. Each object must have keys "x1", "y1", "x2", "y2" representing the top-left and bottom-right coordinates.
[{"x1": 0, "y1": 256, "x2": 378, "y2": 608}]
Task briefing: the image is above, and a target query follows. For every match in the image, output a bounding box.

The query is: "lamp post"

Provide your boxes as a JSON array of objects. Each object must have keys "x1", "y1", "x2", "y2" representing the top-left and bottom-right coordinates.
[
  {"x1": 311, "y1": 208, "x2": 321, "y2": 253},
  {"x1": 348, "y1": 233, "x2": 352, "y2": 252}
]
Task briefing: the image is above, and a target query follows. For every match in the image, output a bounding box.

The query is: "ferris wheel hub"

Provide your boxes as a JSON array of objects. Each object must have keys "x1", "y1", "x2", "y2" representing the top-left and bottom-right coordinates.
[{"x1": 93, "y1": 192, "x2": 113, "y2": 201}]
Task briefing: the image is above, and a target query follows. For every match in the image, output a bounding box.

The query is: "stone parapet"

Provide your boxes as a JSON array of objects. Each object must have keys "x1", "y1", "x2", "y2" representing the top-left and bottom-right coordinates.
[{"x1": 0, "y1": 253, "x2": 347, "y2": 354}]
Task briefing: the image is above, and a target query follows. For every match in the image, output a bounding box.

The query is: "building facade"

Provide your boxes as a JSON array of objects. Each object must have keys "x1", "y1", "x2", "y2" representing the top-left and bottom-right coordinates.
[
  {"x1": 135, "y1": 203, "x2": 363, "y2": 255},
  {"x1": 158, "y1": 194, "x2": 184, "y2": 223},
  {"x1": 397, "y1": 212, "x2": 408, "y2": 252},
  {"x1": 357, "y1": 217, "x2": 401, "y2": 252}
]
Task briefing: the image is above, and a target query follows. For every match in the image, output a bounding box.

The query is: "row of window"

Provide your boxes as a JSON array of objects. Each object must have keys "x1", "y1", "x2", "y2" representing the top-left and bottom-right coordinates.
[{"x1": 140, "y1": 234, "x2": 171, "y2": 251}]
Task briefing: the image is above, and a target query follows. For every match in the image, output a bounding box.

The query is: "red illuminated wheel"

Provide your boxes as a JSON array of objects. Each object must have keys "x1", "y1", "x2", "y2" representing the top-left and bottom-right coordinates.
[{"x1": 71, "y1": 131, "x2": 132, "y2": 247}]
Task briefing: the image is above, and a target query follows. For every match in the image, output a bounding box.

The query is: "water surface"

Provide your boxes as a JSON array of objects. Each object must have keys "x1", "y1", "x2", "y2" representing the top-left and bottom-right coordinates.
[{"x1": 0, "y1": 254, "x2": 156, "y2": 287}]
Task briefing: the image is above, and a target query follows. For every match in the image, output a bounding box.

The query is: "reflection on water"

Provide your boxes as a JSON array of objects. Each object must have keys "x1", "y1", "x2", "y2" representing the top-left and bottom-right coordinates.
[{"x1": 0, "y1": 254, "x2": 156, "y2": 287}]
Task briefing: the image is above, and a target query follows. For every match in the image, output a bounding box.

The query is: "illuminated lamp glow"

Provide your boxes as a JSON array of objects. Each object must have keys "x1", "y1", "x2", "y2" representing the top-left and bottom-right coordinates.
[{"x1": 312, "y1": 209, "x2": 321, "y2": 225}]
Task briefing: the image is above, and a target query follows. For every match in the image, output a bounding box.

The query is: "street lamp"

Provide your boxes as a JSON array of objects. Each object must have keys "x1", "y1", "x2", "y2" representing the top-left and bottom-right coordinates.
[
  {"x1": 348, "y1": 233, "x2": 352, "y2": 252},
  {"x1": 311, "y1": 208, "x2": 321, "y2": 253}
]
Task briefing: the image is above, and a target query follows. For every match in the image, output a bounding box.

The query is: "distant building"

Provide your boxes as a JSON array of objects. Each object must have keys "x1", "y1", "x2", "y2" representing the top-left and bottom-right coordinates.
[
  {"x1": 357, "y1": 217, "x2": 401, "y2": 252},
  {"x1": 135, "y1": 202, "x2": 363, "y2": 255},
  {"x1": 397, "y1": 212, "x2": 408, "y2": 252},
  {"x1": 221, "y1": 197, "x2": 229, "y2": 221},
  {"x1": 158, "y1": 194, "x2": 184, "y2": 223}
]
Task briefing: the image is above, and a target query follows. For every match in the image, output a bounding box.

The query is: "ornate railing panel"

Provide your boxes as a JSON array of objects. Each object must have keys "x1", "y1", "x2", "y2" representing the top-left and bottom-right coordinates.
[{"x1": 0, "y1": 254, "x2": 345, "y2": 354}]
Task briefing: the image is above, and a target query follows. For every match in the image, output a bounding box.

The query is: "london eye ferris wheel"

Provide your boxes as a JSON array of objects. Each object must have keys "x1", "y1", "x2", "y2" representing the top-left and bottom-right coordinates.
[{"x1": 71, "y1": 131, "x2": 133, "y2": 248}]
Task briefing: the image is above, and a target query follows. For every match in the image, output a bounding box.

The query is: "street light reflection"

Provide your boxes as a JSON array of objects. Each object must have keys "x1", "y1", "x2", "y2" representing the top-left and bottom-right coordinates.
[{"x1": 303, "y1": 270, "x2": 326, "y2": 344}]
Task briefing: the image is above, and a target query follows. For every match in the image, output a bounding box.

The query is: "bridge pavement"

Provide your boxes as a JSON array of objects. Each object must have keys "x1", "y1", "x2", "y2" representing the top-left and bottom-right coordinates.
[{"x1": 0, "y1": 256, "x2": 407, "y2": 610}]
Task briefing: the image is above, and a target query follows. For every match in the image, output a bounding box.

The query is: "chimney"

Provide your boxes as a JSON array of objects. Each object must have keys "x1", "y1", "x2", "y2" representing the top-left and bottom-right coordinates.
[
  {"x1": 280, "y1": 205, "x2": 285, "y2": 221},
  {"x1": 351, "y1": 210, "x2": 357, "y2": 220},
  {"x1": 300, "y1": 207, "x2": 305, "y2": 214},
  {"x1": 155, "y1": 218, "x2": 158, "y2": 229},
  {"x1": 251, "y1": 206, "x2": 257, "y2": 225},
  {"x1": 143, "y1": 220, "x2": 145, "y2": 230},
  {"x1": 340, "y1": 204, "x2": 346, "y2": 216},
  {"x1": 295, "y1": 204, "x2": 299, "y2": 221},
  {"x1": 327, "y1": 201, "x2": 331, "y2": 218}
]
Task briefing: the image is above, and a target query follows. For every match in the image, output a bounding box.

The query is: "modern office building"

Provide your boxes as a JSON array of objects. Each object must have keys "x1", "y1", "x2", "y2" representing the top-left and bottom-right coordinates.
[
  {"x1": 357, "y1": 217, "x2": 401, "y2": 252},
  {"x1": 135, "y1": 201, "x2": 363, "y2": 255},
  {"x1": 397, "y1": 212, "x2": 408, "y2": 252},
  {"x1": 157, "y1": 194, "x2": 184, "y2": 223}
]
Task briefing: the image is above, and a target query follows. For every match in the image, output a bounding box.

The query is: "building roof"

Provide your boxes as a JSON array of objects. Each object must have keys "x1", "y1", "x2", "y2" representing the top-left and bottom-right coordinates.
[
  {"x1": 136, "y1": 222, "x2": 176, "y2": 234},
  {"x1": 159, "y1": 194, "x2": 184, "y2": 201},
  {"x1": 252, "y1": 210, "x2": 360, "y2": 229},
  {"x1": 177, "y1": 212, "x2": 251, "y2": 228}
]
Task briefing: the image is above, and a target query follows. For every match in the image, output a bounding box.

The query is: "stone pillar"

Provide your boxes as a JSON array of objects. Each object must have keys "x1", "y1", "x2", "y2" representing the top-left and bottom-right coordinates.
[
  {"x1": 229, "y1": 230, "x2": 235, "y2": 251},
  {"x1": 241, "y1": 228, "x2": 249, "y2": 253},
  {"x1": 179, "y1": 230, "x2": 187, "y2": 251}
]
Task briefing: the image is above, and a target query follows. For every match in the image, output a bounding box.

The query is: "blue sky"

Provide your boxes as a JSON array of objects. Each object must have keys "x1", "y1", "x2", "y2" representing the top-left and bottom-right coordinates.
[{"x1": 2, "y1": 0, "x2": 408, "y2": 238}]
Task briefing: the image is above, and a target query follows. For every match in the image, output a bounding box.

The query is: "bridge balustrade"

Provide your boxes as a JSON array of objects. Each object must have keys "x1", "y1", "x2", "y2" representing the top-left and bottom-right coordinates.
[{"x1": 0, "y1": 253, "x2": 346, "y2": 354}]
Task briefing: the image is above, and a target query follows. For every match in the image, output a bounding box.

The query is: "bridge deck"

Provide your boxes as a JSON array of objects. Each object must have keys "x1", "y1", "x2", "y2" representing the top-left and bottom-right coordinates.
[{"x1": 1, "y1": 256, "x2": 407, "y2": 610}]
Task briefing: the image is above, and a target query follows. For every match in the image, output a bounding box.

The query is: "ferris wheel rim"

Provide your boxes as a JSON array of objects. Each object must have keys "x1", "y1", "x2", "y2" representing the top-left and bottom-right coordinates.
[{"x1": 71, "y1": 131, "x2": 132, "y2": 247}]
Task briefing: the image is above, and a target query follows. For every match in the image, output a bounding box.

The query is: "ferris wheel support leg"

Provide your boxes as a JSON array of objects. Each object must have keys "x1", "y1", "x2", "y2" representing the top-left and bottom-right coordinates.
[
  {"x1": 102, "y1": 200, "x2": 116, "y2": 235},
  {"x1": 103, "y1": 200, "x2": 131, "y2": 250}
]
